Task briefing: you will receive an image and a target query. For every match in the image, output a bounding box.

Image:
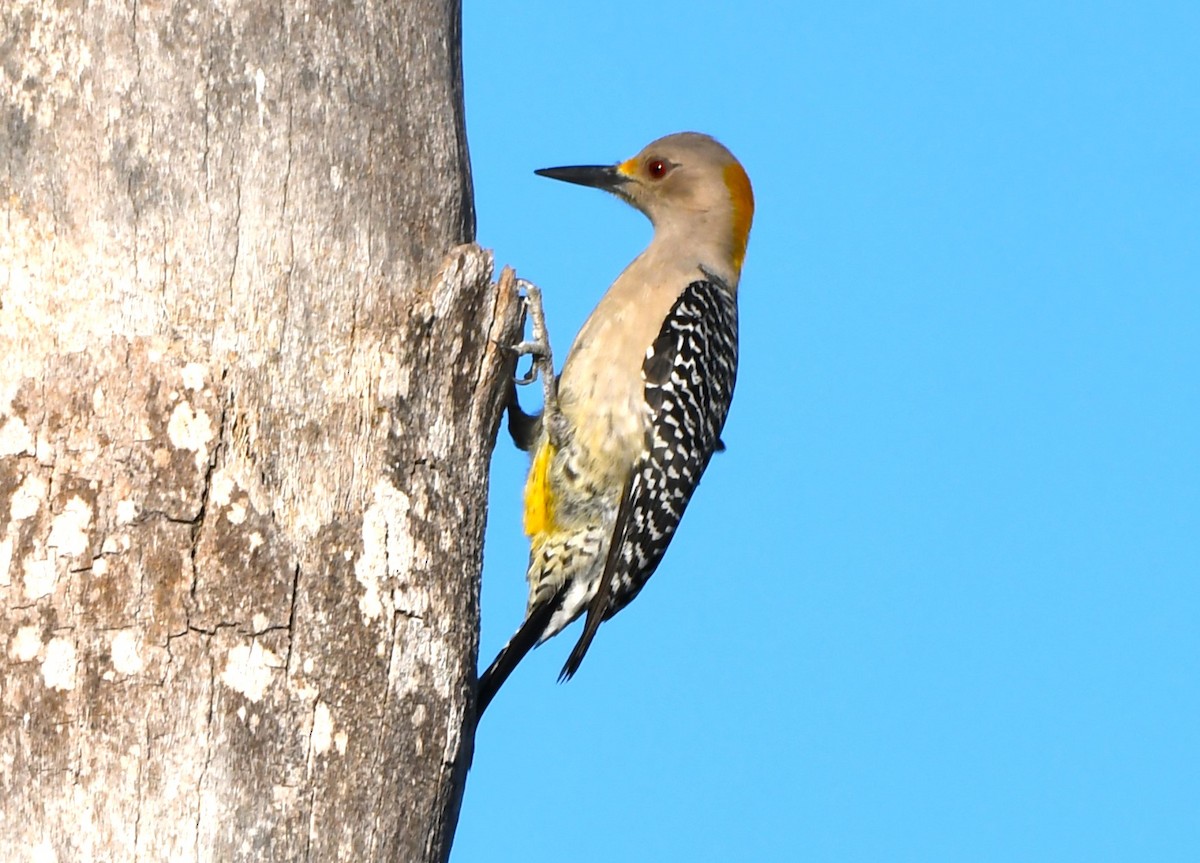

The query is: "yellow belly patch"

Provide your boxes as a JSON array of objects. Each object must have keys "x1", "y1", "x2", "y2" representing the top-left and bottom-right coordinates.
[{"x1": 524, "y1": 441, "x2": 558, "y2": 538}]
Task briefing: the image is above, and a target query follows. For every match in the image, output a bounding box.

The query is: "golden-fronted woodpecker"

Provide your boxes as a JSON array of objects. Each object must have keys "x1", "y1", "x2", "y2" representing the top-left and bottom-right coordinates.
[{"x1": 478, "y1": 132, "x2": 754, "y2": 715}]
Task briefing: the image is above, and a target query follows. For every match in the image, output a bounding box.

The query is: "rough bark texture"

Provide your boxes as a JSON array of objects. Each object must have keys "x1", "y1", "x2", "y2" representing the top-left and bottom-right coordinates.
[{"x1": 0, "y1": 1, "x2": 518, "y2": 860}]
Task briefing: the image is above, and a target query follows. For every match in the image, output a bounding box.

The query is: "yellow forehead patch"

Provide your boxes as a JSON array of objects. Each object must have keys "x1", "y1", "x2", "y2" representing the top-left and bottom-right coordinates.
[
  {"x1": 724, "y1": 162, "x2": 755, "y2": 275},
  {"x1": 617, "y1": 156, "x2": 641, "y2": 177}
]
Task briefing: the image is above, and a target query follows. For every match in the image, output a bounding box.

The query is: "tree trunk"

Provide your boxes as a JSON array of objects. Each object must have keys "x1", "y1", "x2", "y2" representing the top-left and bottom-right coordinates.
[{"x1": 0, "y1": 1, "x2": 516, "y2": 860}]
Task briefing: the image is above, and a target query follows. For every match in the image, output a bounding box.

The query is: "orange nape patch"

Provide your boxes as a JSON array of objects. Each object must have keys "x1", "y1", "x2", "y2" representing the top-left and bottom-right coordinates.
[
  {"x1": 724, "y1": 162, "x2": 755, "y2": 275},
  {"x1": 523, "y1": 440, "x2": 558, "y2": 538}
]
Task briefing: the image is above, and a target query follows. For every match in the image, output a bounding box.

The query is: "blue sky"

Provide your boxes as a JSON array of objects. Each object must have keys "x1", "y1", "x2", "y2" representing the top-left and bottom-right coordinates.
[{"x1": 457, "y1": 3, "x2": 1199, "y2": 860}]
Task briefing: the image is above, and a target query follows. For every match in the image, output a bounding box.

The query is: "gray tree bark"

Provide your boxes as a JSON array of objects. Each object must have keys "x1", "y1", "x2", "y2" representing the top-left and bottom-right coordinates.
[{"x1": 0, "y1": 1, "x2": 518, "y2": 860}]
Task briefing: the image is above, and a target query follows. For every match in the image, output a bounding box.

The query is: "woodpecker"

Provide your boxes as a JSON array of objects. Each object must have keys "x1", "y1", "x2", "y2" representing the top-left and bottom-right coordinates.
[{"x1": 478, "y1": 132, "x2": 754, "y2": 715}]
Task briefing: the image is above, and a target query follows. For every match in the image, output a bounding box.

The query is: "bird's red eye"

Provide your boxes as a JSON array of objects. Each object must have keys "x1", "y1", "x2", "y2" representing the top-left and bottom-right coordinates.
[{"x1": 647, "y1": 159, "x2": 668, "y2": 179}]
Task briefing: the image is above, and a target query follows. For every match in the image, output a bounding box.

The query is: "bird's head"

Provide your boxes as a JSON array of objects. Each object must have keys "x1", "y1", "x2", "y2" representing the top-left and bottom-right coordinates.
[{"x1": 536, "y1": 132, "x2": 755, "y2": 277}]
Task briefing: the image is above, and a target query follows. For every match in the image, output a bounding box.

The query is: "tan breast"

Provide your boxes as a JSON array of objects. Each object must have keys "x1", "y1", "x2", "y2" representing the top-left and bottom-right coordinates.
[{"x1": 557, "y1": 245, "x2": 704, "y2": 474}]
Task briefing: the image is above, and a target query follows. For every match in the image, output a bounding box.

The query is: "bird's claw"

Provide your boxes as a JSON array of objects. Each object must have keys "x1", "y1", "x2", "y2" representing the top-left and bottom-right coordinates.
[
  {"x1": 511, "y1": 279, "x2": 555, "y2": 390},
  {"x1": 510, "y1": 278, "x2": 564, "y2": 445},
  {"x1": 513, "y1": 354, "x2": 540, "y2": 386}
]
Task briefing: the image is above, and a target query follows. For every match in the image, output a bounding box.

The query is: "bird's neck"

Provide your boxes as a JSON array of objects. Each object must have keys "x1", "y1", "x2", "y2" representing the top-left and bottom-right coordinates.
[{"x1": 646, "y1": 216, "x2": 743, "y2": 291}]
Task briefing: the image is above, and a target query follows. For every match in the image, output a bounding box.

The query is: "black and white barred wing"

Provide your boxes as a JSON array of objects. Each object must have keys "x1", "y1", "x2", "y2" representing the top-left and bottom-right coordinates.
[
  {"x1": 609, "y1": 276, "x2": 740, "y2": 616},
  {"x1": 559, "y1": 277, "x2": 739, "y2": 680}
]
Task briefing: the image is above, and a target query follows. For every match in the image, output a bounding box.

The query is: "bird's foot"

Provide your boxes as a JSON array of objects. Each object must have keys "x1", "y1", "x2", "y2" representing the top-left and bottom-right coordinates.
[
  {"x1": 512, "y1": 280, "x2": 554, "y2": 382},
  {"x1": 513, "y1": 279, "x2": 566, "y2": 446}
]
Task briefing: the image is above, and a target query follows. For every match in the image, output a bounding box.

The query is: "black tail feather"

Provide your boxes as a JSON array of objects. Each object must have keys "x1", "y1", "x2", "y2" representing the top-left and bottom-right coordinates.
[
  {"x1": 477, "y1": 585, "x2": 565, "y2": 718},
  {"x1": 557, "y1": 614, "x2": 600, "y2": 684},
  {"x1": 558, "y1": 474, "x2": 634, "y2": 682}
]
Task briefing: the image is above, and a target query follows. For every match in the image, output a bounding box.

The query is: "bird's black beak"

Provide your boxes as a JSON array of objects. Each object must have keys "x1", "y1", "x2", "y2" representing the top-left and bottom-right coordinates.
[{"x1": 534, "y1": 164, "x2": 629, "y2": 194}]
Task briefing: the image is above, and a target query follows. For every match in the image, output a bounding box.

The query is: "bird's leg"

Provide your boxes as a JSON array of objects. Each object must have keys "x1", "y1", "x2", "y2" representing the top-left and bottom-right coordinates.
[{"x1": 513, "y1": 279, "x2": 569, "y2": 448}]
